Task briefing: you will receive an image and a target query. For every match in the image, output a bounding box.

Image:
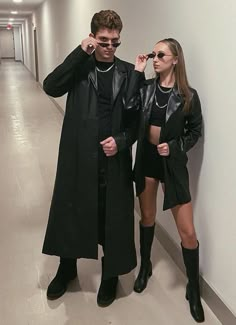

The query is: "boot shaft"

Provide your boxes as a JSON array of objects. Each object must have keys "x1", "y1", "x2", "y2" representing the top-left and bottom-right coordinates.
[
  {"x1": 181, "y1": 242, "x2": 200, "y2": 284},
  {"x1": 58, "y1": 257, "x2": 77, "y2": 277},
  {"x1": 139, "y1": 223, "x2": 155, "y2": 262},
  {"x1": 182, "y1": 243, "x2": 205, "y2": 322}
]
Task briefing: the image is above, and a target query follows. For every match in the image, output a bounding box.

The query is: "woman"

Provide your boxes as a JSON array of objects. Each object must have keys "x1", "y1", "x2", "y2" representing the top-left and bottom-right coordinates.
[{"x1": 127, "y1": 38, "x2": 205, "y2": 323}]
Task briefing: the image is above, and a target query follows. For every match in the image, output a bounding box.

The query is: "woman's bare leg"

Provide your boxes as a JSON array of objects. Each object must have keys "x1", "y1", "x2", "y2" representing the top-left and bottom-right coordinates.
[
  {"x1": 139, "y1": 177, "x2": 159, "y2": 226},
  {"x1": 171, "y1": 202, "x2": 198, "y2": 249}
]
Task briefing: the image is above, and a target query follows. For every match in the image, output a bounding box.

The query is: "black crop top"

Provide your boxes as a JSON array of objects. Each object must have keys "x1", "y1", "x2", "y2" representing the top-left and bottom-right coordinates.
[{"x1": 149, "y1": 84, "x2": 172, "y2": 127}]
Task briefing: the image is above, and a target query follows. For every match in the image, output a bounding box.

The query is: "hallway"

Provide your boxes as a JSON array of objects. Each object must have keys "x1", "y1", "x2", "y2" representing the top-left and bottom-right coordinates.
[{"x1": 0, "y1": 60, "x2": 221, "y2": 325}]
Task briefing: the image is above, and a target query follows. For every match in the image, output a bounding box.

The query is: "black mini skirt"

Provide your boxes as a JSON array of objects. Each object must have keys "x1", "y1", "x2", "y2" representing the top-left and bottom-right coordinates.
[{"x1": 142, "y1": 138, "x2": 165, "y2": 182}]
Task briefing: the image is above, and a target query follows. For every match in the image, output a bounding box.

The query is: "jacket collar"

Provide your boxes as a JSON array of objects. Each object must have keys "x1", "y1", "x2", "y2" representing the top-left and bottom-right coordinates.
[
  {"x1": 88, "y1": 56, "x2": 126, "y2": 103},
  {"x1": 88, "y1": 56, "x2": 97, "y2": 90},
  {"x1": 166, "y1": 85, "x2": 183, "y2": 122},
  {"x1": 112, "y1": 58, "x2": 126, "y2": 103},
  {"x1": 143, "y1": 77, "x2": 183, "y2": 122}
]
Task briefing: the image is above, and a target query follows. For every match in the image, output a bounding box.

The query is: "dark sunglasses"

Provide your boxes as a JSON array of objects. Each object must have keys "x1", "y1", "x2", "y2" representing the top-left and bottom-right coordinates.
[
  {"x1": 98, "y1": 42, "x2": 121, "y2": 48},
  {"x1": 147, "y1": 52, "x2": 172, "y2": 59}
]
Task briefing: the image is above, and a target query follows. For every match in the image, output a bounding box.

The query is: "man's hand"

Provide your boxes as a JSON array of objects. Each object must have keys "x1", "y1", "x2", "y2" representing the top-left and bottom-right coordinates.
[
  {"x1": 100, "y1": 137, "x2": 118, "y2": 157},
  {"x1": 157, "y1": 143, "x2": 170, "y2": 156},
  {"x1": 81, "y1": 37, "x2": 97, "y2": 55}
]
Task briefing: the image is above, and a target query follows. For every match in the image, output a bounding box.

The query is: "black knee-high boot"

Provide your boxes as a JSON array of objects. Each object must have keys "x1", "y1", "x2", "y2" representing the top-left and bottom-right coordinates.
[
  {"x1": 47, "y1": 257, "x2": 77, "y2": 299},
  {"x1": 182, "y1": 243, "x2": 205, "y2": 323},
  {"x1": 97, "y1": 257, "x2": 118, "y2": 307},
  {"x1": 134, "y1": 223, "x2": 155, "y2": 293}
]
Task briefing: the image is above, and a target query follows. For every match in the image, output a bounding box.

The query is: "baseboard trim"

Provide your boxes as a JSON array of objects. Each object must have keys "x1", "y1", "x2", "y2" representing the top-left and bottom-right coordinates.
[
  {"x1": 23, "y1": 63, "x2": 35, "y2": 79},
  {"x1": 154, "y1": 220, "x2": 236, "y2": 325}
]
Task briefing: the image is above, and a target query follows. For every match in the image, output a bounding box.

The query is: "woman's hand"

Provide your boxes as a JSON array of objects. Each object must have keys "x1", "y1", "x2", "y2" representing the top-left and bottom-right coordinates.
[
  {"x1": 81, "y1": 37, "x2": 97, "y2": 55},
  {"x1": 135, "y1": 54, "x2": 148, "y2": 72},
  {"x1": 157, "y1": 143, "x2": 170, "y2": 156}
]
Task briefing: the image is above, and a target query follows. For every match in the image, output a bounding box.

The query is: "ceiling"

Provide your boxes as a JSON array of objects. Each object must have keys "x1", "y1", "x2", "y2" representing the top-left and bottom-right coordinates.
[{"x1": 0, "y1": 0, "x2": 44, "y2": 25}]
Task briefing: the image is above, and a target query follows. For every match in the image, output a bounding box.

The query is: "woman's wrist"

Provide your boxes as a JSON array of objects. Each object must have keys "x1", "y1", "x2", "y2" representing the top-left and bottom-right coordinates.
[{"x1": 134, "y1": 67, "x2": 144, "y2": 73}]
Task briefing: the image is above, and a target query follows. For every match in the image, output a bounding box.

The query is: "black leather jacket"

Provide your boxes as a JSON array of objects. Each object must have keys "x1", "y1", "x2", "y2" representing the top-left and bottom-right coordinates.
[{"x1": 126, "y1": 71, "x2": 202, "y2": 210}]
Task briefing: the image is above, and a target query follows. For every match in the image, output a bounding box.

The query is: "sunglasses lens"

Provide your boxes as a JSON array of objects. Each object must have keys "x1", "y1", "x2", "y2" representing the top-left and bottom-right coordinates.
[
  {"x1": 157, "y1": 53, "x2": 165, "y2": 59},
  {"x1": 113, "y1": 43, "x2": 121, "y2": 48},
  {"x1": 98, "y1": 42, "x2": 121, "y2": 48},
  {"x1": 147, "y1": 53, "x2": 155, "y2": 59}
]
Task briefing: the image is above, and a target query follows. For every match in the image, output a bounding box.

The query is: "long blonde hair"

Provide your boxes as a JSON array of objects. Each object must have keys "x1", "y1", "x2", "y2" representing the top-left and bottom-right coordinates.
[{"x1": 157, "y1": 38, "x2": 191, "y2": 112}]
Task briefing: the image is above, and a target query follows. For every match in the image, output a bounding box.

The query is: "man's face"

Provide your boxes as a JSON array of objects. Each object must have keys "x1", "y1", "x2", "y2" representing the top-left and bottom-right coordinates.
[{"x1": 91, "y1": 28, "x2": 120, "y2": 62}]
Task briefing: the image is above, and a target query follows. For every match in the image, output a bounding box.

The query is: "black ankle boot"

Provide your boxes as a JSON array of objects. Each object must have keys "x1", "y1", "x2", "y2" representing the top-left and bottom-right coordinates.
[
  {"x1": 97, "y1": 257, "x2": 118, "y2": 307},
  {"x1": 182, "y1": 243, "x2": 205, "y2": 323},
  {"x1": 134, "y1": 223, "x2": 155, "y2": 293},
  {"x1": 47, "y1": 257, "x2": 77, "y2": 300}
]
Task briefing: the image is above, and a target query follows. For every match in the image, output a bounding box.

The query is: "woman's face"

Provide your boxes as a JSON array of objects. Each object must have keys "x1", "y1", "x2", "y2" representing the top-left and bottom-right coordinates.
[{"x1": 151, "y1": 42, "x2": 178, "y2": 74}]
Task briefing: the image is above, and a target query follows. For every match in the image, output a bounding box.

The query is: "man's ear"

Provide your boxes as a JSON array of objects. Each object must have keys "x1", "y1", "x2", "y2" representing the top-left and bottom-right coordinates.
[{"x1": 89, "y1": 33, "x2": 94, "y2": 38}]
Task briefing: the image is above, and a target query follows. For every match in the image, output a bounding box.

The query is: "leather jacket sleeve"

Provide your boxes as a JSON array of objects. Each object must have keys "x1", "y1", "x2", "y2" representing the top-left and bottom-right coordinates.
[
  {"x1": 168, "y1": 90, "x2": 202, "y2": 156},
  {"x1": 114, "y1": 70, "x2": 144, "y2": 151},
  {"x1": 113, "y1": 110, "x2": 139, "y2": 151},
  {"x1": 43, "y1": 45, "x2": 89, "y2": 98},
  {"x1": 123, "y1": 70, "x2": 145, "y2": 111}
]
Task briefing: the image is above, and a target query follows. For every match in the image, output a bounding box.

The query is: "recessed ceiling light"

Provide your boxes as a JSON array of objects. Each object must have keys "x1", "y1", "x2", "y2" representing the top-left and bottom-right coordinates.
[
  {"x1": 11, "y1": 11, "x2": 18, "y2": 14},
  {"x1": 13, "y1": 0, "x2": 23, "y2": 3}
]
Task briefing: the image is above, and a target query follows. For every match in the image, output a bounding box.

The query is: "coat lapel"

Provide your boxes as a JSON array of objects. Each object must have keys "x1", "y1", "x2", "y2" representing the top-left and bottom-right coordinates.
[
  {"x1": 86, "y1": 55, "x2": 97, "y2": 91},
  {"x1": 166, "y1": 87, "x2": 183, "y2": 123},
  {"x1": 141, "y1": 82, "x2": 155, "y2": 110},
  {"x1": 140, "y1": 78, "x2": 183, "y2": 124},
  {"x1": 88, "y1": 69, "x2": 98, "y2": 91},
  {"x1": 88, "y1": 57, "x2": 126, "y2": 102},
  {"x1": 112, "y1": 59, "x2": 126, "y2": 103}
]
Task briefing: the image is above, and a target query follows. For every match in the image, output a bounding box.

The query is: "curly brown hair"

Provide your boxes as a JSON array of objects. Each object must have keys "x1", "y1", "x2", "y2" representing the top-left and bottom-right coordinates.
[{"x1": 91, "y1": 10, "x2": 123, "y2": 35}]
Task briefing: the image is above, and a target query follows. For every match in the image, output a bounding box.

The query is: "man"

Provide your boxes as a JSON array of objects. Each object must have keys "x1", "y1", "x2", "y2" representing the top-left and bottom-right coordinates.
[{"x1": 42, "y1": 10, "x2": 142, "y2": 307}]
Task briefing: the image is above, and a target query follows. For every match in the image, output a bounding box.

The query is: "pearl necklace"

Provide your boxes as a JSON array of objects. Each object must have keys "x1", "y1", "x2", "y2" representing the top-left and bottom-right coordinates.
[{"x1": 95, "y1": 63, "x2": 115, "y2": 73}]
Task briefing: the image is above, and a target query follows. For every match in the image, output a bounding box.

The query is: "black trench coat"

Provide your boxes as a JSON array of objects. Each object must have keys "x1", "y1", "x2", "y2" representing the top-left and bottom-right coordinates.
[
  {"x1": 42, "y1": 46, "x2": 139, "y2": 278},
  {"x1": 126, "y1": 73, "x2": 202, "y2": 211}
]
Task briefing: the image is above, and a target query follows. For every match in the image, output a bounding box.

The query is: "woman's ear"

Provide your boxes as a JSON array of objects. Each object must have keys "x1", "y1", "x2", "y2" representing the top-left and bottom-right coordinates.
[{"x1": 173, "y1": 57, "x2": 178, "y2": 65}]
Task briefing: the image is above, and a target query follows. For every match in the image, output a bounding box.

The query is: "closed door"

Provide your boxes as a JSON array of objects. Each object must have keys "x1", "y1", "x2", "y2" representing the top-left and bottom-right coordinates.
[
  {"x1": 34, "y1": 28, "x2": 39, "y2": 81},
  {"x1": 0, "y1": 29, "x2": 15, "y2": 58}
]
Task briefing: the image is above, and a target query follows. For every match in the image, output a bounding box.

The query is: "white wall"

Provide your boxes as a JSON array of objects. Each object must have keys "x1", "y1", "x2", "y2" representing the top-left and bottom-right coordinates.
[
  {"x1": 31, "y1": 0, "x2": 236, "y2": 316},
  {"x1": 22, "y1": 16, "x2": 35, "y2": 76},
  {"x1": 13, "y1": 27, "x2": 23, "y2": 61}
]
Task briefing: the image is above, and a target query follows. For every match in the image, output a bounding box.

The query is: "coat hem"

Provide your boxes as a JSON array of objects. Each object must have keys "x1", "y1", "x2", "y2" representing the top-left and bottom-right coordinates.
[{"x1": 163, "y1": 197, "x2": 191, "y2": 211}]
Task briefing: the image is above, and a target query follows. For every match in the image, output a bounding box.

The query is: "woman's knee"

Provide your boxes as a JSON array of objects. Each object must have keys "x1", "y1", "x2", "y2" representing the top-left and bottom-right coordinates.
[
  {"x1": 180, "y1": 229, "x2": 197, "y2": 247},
  {"x1": 140, "y1": 210, "x2": 156, "y2": 226}
]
